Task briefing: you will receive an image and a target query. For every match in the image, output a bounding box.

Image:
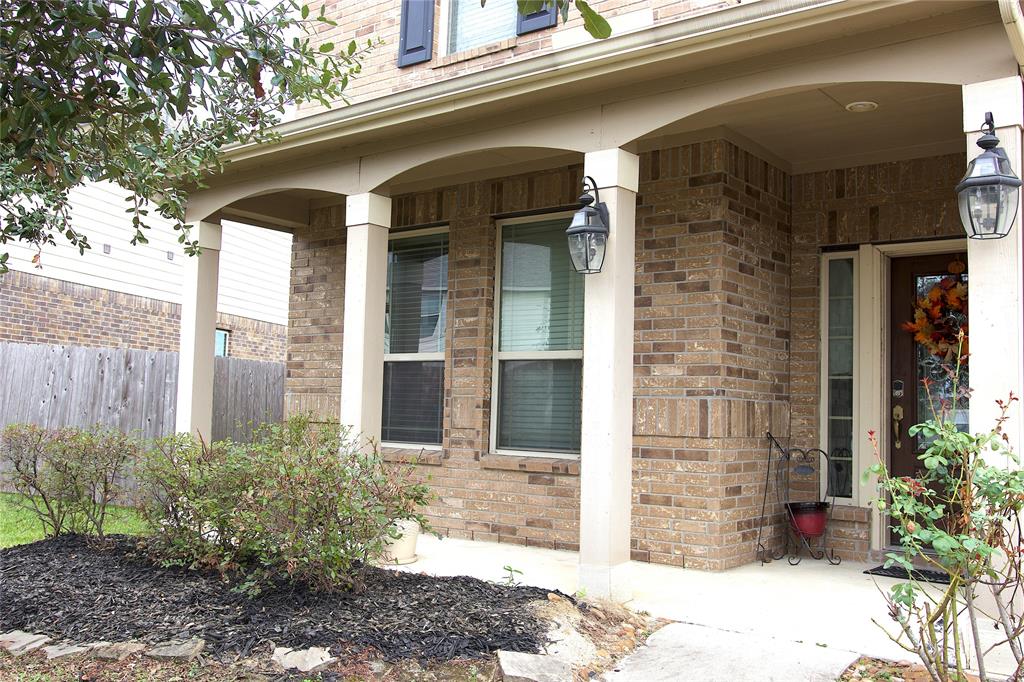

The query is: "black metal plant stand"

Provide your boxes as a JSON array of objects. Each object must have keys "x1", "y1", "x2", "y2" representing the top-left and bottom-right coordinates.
[{"x1": 756, "y1": 432, "x2": 841, "y2": 566}]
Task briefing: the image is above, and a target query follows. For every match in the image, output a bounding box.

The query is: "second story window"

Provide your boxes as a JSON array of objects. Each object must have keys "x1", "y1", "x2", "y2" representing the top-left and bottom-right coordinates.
[{"x1": 448, "y1": 0, "x2": 518, "y2": 54}]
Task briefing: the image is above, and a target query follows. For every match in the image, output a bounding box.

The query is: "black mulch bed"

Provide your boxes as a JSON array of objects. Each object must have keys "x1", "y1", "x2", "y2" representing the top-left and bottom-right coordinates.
[{"x1": 0, "y1": 535, "x2": 569, "y2": 662}]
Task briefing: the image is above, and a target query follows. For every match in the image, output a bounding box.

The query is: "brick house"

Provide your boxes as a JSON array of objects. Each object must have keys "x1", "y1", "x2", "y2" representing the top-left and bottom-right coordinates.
[
  {"x1": 1, "y1": 181, "x2": 290, "y2": 363},
  {"x1": 174, "y1": 0, "x2": 1024, "y2": 599}
]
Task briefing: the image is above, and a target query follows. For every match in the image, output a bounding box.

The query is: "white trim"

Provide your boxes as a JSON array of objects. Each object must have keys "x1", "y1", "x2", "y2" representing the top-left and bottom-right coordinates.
[
  {"x1": 384, "y1": 352, "x2": 445, "y2": 362},
  {"x1": 819, "y1": 250, "x2": 858, "y2": 505},
  {"x1": 388, "y1": 225, "x2": 450, "y2": 240},
  {"x1": 437, "y1": 0, "x2": 453, "y2": 57},
  {"x1": 381, "y1": 442, "x2": 444, "y2": 452},
  {"x1": 381, "y1": 227, "x2": 451, "y2": 448},
  {"x1": 496, "y1": 350, "x2": 583, "y2": 361},
  {"x1": 490, "y1": 213, "x2": 583, "y2": 458}
]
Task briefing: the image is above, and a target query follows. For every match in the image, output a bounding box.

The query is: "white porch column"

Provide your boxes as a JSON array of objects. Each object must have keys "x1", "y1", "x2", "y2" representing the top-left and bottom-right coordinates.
[
  {"x1": 175, "y1": 220, "x2": 222, "y2": 440},
  {"x1": 340, "y1": 193, "x2": 391, "y2": 448},
  {"x1": 578, "y1": 148, "x2": 639, "y2": 601},
  {"x1": 963, "y1": 77, "x2": 1024, "y2": 455}
]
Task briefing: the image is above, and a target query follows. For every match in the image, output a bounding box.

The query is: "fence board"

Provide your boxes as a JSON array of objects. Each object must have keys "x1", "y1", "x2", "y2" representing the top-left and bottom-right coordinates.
[{"x1": 0, "y1": 342, "x2": 284, "y2": 442}]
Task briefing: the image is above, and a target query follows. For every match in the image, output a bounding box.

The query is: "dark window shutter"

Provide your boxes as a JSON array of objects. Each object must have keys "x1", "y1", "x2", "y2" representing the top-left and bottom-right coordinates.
[
  {"x1": 516, "y1": 1, "x2": 557, "y2": 35},
  {"x1": 397, "y1": 0, "x2": 435, "y2": 67}
]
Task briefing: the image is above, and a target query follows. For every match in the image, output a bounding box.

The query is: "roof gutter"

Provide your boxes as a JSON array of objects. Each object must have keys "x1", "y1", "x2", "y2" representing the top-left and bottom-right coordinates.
[
  {"x1": 222, "y1": 0, "x2": 897, "y2": 163},
  {"x1": 999, "y1": 0, "x2": 1024, "y2": 76}
]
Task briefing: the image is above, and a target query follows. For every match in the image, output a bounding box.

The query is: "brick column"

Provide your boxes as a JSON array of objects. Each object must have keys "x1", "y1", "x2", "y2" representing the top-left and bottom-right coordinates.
[
  {"x1": 578, "y1": 148, "x2": 639, "y2": 601},
  {"x1": 175, "y1": 220, "x2": 222, "y2": 439},
  {"x1": 964, "y1": 77, "x2": 1024, "y2": 456},
  {"x1": 340, "y1": 193, "x2": 391, "y2": 448}
]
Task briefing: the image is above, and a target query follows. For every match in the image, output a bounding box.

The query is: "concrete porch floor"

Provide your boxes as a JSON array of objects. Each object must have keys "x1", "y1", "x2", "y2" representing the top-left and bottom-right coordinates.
[{"x1": 393, "y1": 535, "x2": 1018, "y2": 677}]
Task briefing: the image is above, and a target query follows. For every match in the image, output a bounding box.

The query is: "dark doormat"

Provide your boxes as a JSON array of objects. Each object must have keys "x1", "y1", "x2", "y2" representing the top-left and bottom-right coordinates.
[{"x1": 864, "y1": 565, "x2": 952, "y2": 584}]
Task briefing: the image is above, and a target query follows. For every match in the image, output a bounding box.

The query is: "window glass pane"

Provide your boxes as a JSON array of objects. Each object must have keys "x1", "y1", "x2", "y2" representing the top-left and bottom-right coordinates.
[
  {"x1": 448, "y1": 0, "x2": 517, "y2": 53},
  {"x1": 382, "y1": 361, "x2": 444, "y2": 445},
  {"x1": 385, "y1": 233, "x2": 448, "y2": 354},
  {"x1": 214, "y1": 329, "x2": 229, "y2": 357},
  {"x1": 826, "y1": 257, "x2": 855, "y2": 497},
  {"x1": 500, "y1": 220, "x2": 583, "y2": 352},
  {"x1": 497, "y1": 359, "x2": 582, "y2": 453}
]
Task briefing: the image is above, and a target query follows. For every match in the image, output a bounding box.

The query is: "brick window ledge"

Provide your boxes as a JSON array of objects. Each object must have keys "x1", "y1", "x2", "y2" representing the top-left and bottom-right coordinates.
[
  {"x1": 434, "y1": 38, "x2": 517, "y2": 69},
  {"x1": 381, "y1": 446, "x2": 444, "y2": 466},
  {"x1": 480, "y1": 452, "x2": 580, "y2": 475}
]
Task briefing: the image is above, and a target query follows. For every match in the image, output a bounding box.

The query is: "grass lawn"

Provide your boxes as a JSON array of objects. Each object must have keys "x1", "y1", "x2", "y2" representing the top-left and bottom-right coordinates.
[{"x1": 0, "y1": 493, "x2": 149, "y2": 548}]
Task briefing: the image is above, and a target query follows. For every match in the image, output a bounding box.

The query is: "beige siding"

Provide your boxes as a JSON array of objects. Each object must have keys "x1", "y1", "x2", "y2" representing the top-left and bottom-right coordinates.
[{"x1": 4, "y1": 182, "x2": 291, "y2": 325}]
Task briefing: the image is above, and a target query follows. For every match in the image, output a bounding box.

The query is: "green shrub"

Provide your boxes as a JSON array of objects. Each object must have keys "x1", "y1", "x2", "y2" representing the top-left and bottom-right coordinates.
[
  {"x1": 0, "y1": 423, "x2": 139, "y2": 538},
  {"x1": 137, "y1": 414, "x2": 433, "y2": 591}
]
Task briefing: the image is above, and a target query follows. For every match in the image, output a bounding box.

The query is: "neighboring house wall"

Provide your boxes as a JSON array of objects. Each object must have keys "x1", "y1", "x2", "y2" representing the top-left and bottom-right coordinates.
[
  {"x1": 0, "y1": 181, "x2": 291, "y2": 362},
  {"x1": 0, "y1": 270, "x2": 285, "y2": 362},
  {"x1": 305, "y1": 0, "x2": 737, "y2": 108}
]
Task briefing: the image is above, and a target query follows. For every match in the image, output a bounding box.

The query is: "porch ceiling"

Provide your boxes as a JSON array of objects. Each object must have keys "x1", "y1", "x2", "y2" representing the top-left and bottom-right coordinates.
[{"x1": 639, "y1": 81, "x2": 964, "y2": 175}]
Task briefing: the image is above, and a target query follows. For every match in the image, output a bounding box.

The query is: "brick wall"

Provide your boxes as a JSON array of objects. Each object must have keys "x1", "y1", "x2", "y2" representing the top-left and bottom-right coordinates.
[
  {"x1": 632, "y1": 140, "x2": 792, "y2": 569},
  {"x1": 288, "y1": 141, "x2": 796, "y2": 567},
  {"x1": 790, "y1": 153, "x2": 966, "y2": 560},
  {"x1": 286, "y1": 143, "x2": 968, "y2": 568},
  {"x1": 305, "y1": 0, "x2": 739, "y2": 108},
  {"x1": 0, "y1": 270, "x2": 286, "y2": 362}
]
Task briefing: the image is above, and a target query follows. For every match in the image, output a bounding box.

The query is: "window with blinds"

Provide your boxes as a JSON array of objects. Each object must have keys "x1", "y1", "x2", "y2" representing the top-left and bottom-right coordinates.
[
  {"x1": 494, "y1": 219, "x2": 583, "y2": 455},
  {"x1": 447, "y1": 0, "x2": 518, "y2": 54},
  {"x1": 823, "y1": 255, "x2": 855, "y2": 499},
  {"x1": 382, "y1": 231, "x2": 449, "y2": 446}
]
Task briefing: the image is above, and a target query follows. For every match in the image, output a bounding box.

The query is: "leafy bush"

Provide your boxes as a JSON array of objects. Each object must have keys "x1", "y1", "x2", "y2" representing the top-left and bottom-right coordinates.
[
  {"x1": 137, "y1": 415, "x2": 433, "y2": 591},
  {"x1": 866, "y1": 336, "x2": 1024, "y2": 682},
  {"x1": 1, "y1": 423, "x2": 139, "y2": 538}
]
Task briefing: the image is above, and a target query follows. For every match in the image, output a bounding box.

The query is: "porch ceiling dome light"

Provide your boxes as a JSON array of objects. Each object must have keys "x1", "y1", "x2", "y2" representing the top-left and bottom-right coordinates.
[
  {"x1": 566, "y1": 175, "x2": 610, "y2": 274},
  {"x1": 956, "y1": 112, "x2": 1022, "y2": 240}
]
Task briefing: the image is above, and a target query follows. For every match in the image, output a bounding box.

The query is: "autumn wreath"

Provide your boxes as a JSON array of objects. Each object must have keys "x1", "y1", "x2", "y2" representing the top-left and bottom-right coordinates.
[{"x1": 900, "y1": 260, "x2": 968, "y2": 361}]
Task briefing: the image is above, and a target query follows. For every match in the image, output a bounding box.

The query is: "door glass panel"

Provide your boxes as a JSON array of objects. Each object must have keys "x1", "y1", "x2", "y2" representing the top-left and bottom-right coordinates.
[{"x1": 913, "y1": 273, "x2": 969, "y2": 447}]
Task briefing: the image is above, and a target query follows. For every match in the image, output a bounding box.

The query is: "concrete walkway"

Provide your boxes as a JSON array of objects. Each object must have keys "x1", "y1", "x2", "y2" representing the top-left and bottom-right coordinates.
[
  {"x1": 604, "y1": 622, "x2": 860, "y2": 682},
  {"x1": 393, "y1": 535, "x2": 1018, "y2": 679}
]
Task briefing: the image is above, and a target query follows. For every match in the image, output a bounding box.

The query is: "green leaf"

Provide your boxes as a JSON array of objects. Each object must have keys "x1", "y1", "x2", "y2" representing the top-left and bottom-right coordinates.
[{"x1": 575, "y1": 0, "x2": 612, "y2": 39}]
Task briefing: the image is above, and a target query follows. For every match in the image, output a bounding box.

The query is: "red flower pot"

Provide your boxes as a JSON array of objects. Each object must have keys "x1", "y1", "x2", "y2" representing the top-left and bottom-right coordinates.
[{"x1": 787, "y1": 502, "x2": 829, "y2": 538}]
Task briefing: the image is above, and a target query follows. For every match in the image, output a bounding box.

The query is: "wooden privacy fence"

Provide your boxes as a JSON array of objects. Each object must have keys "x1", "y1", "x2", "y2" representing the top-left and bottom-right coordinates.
[{"x1": 0, "y1": 342, "x2": 284, "y2": 442}]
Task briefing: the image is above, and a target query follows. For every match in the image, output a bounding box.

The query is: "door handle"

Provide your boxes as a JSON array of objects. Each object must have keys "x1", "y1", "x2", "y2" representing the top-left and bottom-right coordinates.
[{"x1": 892, "y1": 405, "x2": 904, "y2": 449}]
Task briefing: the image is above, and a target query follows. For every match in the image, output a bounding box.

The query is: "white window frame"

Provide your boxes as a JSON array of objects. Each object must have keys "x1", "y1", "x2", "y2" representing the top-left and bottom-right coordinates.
[
  {"x1": 490, "y1": 212, "x2": 581, "y2": 459},
  {"x1": 438, "y1": 0, "x2": 517, "y2": 57},
  {"x1": 380, "y1": 225, "x2": 449, "y2": 452},
  {"x1": 819, "y1": 250, "x2": 859, "y2": 504},
  {"x1": 214, "y1": 328, "x2": 230, "y2": 357}
]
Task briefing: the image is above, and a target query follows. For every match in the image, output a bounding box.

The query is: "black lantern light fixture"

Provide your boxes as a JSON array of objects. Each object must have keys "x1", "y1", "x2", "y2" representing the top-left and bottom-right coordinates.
[
  {"x1": 566, "y1": 175, "x2": 610, "y2": 274},
  {"x1": 956, "y1": 112, "x2": 1022, "y2": 239}
]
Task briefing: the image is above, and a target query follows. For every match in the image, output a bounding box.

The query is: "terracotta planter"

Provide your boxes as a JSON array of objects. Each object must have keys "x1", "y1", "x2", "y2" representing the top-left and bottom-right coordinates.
[
  {"x1": 383, "y1": 518, "x2": 420, "y2": 565},
  {"x1": 786, "y1": 501, "x2": 829, "y2": 538}
]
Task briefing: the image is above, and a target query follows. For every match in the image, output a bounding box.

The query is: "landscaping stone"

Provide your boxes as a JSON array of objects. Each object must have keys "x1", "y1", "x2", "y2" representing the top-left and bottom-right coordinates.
[
  {"x1": 272, "y1": 646, "x2": 337, "y2": 673},
  {"x1": 497, "y1": 650, "x2": 573, "y2": 682},
  {"x1": 41, "y1": 642, "x2": 91, "y2": 660},
  {"x1": 146, "y1": 638, "x2": 205, "y2": 662},
  {"x1": 94, "y1": 641, "x2": 147, "y2": 661},
  {"x1": 0, "y1": 630, "x2": 50, "y2": 656}
]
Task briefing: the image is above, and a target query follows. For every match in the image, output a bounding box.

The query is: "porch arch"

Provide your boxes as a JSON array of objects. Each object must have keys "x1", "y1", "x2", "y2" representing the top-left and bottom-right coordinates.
[{"x1": 605, "y1": 21, "x2": 1014, "y2": 150}]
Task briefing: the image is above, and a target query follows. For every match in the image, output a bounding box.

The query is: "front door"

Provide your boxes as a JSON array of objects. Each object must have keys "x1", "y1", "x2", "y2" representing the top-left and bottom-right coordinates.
[{"x1": 888, "y1": 252, "x2": 969, "y2": 545}]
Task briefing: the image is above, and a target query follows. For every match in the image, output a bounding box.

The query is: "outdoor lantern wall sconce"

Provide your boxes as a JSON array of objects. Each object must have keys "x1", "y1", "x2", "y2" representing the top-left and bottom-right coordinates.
[
  {"x1": 956, "y1": 112, "x2": 1022, "y2": 239},
  {"x1": 566, "y1": 175, "x2": 610, "y2": 274}
]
